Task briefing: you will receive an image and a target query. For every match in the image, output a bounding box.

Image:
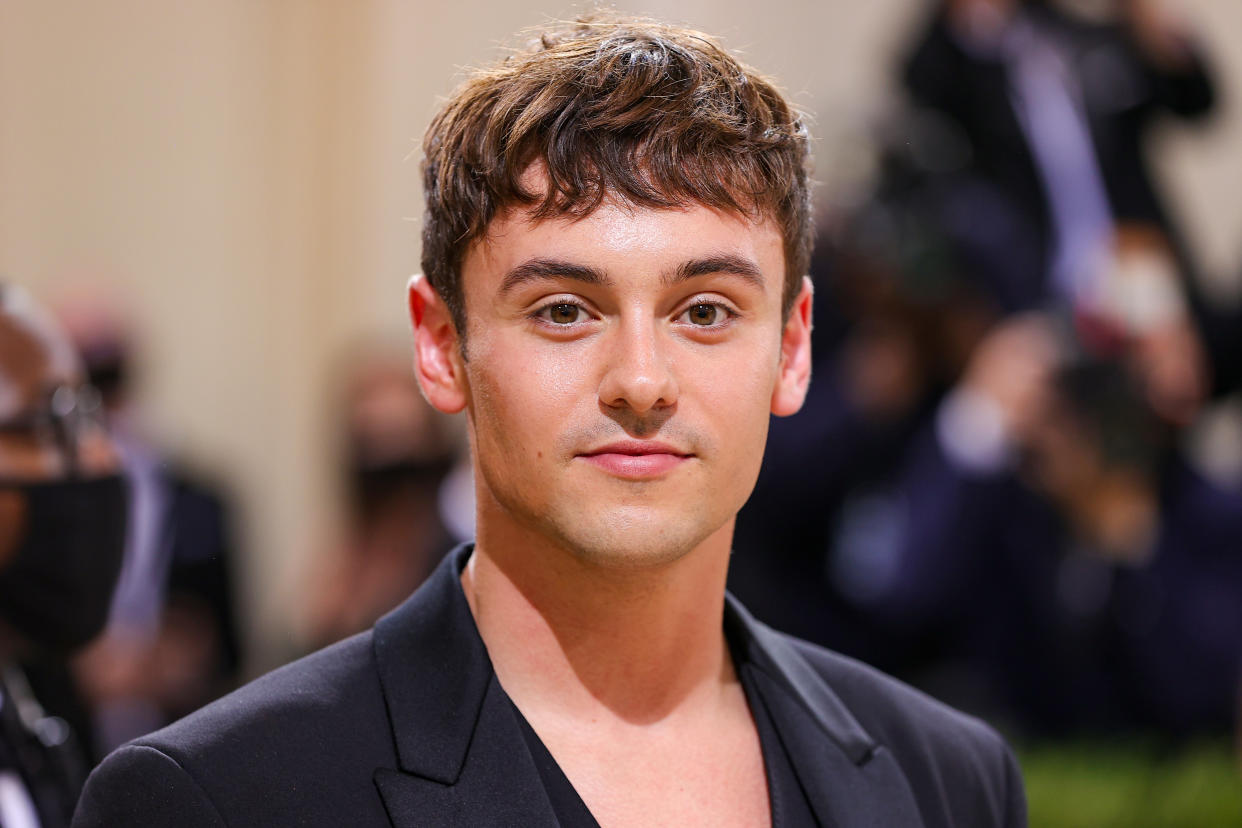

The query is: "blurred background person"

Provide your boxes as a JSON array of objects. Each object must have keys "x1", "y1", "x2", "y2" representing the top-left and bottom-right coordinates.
[
  {"x1": 730, "y1": 200, "x2": 1000, "y2": 671},
  {"x1": 900, "y1": 0, "x2": 1237, "y2": 404},
  {"x1": 299, "y1": 342, "x2": 462, "y2": 651},
  {"x1": 52, "y1": 290, "x2": 243, "y2": 760},
  {"x1": 0, "y1": 284, "x2": 127, "y2": 827},
  {"x1": 859, "y1": 312, "x2": 1242, "y2": 740},
  {"x1": 731, "y1": 116, "x2": 1044, "y2": 671},
  {"x1": 733, "y1": 0, "x2": 1241, "y2": 743},
  {"x1": 903, "y1": 0, "x2": 1213, "y2": 305}
]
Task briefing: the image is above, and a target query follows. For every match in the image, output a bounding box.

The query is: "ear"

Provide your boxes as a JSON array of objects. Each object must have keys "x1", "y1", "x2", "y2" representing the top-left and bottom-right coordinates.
[
  {"x1": 771, "y1": 276, "x2": 813, "y2": 417},
  {"x1": 408, "y1": 274, "x2": 467, "y2": 414}
]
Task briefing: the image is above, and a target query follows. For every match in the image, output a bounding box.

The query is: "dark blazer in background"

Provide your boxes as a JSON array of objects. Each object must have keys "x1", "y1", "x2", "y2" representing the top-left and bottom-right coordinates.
[
  {"x1": 74, "y1": 546, "x2": 1026, "y2": 827},
  {"x1": 902, "y1": 4, "x2": 1215, "y2": 290}
]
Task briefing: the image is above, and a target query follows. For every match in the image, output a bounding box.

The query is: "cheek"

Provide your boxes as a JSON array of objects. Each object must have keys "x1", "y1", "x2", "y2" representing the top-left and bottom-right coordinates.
[
  {"x1": 687, "y1": 332, "x2": 782, "y2": 404},
  {"x1": 465, "y1": 338, "x2": 590, "y2": 462},
  {"x1": 681, "y1": 340, "x2": 781, "y2": 462}
]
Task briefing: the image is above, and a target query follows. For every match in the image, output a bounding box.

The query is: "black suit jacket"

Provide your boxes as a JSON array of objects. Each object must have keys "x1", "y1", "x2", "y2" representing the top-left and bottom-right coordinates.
[{"x1": 74, "y1": 546, "x2": 1026, "y2": 827}]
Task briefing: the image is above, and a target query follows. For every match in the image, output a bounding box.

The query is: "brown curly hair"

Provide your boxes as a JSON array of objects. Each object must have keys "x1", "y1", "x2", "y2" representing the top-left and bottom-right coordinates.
[{"x1": 420, "y1": 14, "x2": 813, "y2": 335}]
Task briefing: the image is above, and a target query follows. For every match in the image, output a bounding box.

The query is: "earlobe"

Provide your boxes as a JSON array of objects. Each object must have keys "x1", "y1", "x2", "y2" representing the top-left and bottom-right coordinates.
[
  {"x1": 407, "y1": 274, "x2": 468, "y2": 414},
  {"x1": 771, "y1": 276, "x2": 813, "y2": 417}
]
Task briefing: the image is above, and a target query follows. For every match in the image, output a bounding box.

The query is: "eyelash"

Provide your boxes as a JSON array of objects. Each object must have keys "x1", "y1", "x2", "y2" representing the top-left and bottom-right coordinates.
[
  {"x1": 531, "y1": 299, "x2": 594, "y2": 327},
  {"x1": 528, "y1": 297, "x2": 739, "y2": 329}
]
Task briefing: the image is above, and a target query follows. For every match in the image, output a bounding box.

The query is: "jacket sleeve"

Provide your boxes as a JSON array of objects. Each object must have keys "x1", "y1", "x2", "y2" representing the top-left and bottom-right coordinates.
[{"x1": 72, "y1": 744, "x2": 227, "y2": 828}]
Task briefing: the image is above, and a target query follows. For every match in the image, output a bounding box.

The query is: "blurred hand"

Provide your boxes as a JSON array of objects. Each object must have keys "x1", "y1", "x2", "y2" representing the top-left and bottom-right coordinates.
[
  {"x1": 946, "y1": 0, "x2": 1018, "y2": 20},
  {"x1": 1132, "y1": 316, "x2": 1206, "y2": 426},
  {"x1": 959, "y1": 314, "x2": 1061, "y2": 446},
  {"x1": 73, "y1": 633, "x2": 153, "y2": 704},
  {"x1": 73, "y1": 603, "x2": 220, "y2": 711},
  {"x1": 946, "y1": 0, "x2": 1020, "y2": 45},
  {"x1": 1124, "y1": 0, "x2": 1194, "y2": 69}
]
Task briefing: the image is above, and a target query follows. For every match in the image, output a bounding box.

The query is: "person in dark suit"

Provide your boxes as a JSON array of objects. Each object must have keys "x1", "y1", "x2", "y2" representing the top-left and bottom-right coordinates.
[
  {"x1": 0, "y1": 285, "x2": 129, "y2": 827},
  {"x1": 903, "y1": 0, "x2": 1215, "y2": 300},
  {"x1": 855, "y1": 313, "x2": 1242, "y2": 739},
  {"x1": 75, "y1": 14, "x2": 1027, "y2": 827},
  {"x1": 902, "y1": 0, "x2": 1234, "y2": 400}
]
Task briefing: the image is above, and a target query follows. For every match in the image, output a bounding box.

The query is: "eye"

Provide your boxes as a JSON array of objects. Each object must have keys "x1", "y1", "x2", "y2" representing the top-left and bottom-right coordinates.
[
  {"x1": 685, "y1": 304, "x2": 719, "y2": 326},
  {"x1": 678, "y1": 302, "x2": 733, "y2": 328},
  {"x1": 537, "y1": 302, "x2": 586, "y2": 325}
]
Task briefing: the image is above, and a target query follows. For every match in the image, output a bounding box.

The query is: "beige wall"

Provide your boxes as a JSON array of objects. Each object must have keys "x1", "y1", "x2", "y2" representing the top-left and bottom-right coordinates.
[{"x1": 2, "y1": 0, "x2": 1240, "y2": 672}]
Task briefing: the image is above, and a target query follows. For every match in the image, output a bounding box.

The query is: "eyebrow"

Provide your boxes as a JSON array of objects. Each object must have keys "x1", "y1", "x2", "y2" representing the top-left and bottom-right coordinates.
[
  {"x1": 498, "y1": 252, "x2": 767, "y2": 295},
  {"x1": 499, "y1": 258, "x2": 611, "y2": 294},
  {"x1": 668, "y1": 254, "x2": 766, "y2": 291}
]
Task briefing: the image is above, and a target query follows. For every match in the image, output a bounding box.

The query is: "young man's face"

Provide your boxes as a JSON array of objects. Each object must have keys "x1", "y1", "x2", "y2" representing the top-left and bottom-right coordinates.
[{"x1": 413, "y1": 187, "x2": 812, "y2": 569}]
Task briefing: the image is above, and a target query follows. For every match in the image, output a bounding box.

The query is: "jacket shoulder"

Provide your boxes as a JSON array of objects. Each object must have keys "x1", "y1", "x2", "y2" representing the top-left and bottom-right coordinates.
[
  {"x1": 783, "y1": 633, "x2": 1027, "y2": 827},
  {"x1": 144, "y1": 630, "x2": 384, "y2": 756},
  {"x1": 77, "y1": 632, "x2": 397, "y2": 827},
  {"x1": 786, "y1": 635, "x2": 996, "y2": 740},
  {"x1": 74, "y1": 744, "x2": 226, "y2": 828}
]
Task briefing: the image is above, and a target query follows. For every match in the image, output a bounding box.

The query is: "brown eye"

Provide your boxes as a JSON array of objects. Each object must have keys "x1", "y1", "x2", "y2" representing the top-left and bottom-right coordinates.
[
  {"x1": 546, "y1": 303, "x2": 581, "y2": 324},
  {"x1": 687, "y1": 304, "x2": 718, "y2": 326}
]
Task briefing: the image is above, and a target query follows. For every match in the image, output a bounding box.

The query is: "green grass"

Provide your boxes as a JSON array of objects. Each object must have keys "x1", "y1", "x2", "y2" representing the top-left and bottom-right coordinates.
[{"x1": 1019, "y1": 742, "x2": 1242, "y2": 828}]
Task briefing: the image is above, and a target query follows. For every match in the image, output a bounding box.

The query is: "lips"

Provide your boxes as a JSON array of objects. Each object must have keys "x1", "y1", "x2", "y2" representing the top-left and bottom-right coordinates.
[{"x1": 577, "y1": 440, "x2": 692, "y2": 480}]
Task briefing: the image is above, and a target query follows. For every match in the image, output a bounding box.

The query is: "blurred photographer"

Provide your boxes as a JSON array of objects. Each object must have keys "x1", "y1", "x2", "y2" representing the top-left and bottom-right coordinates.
[
  {"x1": 866, "y1": 303, "x2": 1242, "y2": 739},
  {"x1": 0, "y1": 285, "x2": 127, "y2": 826},
  {"x1": 905, "y1": 0, "x2": 1214, "y2": 300},
  {"x1": 902, "y1": 0, "x2": 1233, "y2": 396}
]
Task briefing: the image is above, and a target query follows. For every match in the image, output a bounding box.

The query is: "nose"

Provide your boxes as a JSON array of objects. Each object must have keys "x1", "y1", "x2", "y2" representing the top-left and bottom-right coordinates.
[{"x1": 598, "y1": 317, "x2": 678, "y2": 415}]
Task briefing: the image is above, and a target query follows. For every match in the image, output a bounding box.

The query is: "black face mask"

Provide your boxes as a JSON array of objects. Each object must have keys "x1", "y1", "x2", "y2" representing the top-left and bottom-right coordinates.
[
  {"x1": 0, "y1": 475, "x2": 128, "y2": 653},
  {"x1": 352, "y1": 457, "x2": 451, "y2": 506}
]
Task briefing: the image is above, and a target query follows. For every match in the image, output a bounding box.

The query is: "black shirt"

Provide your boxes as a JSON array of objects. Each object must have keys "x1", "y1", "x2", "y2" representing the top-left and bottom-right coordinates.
[{"x1": 510, "y1": 651, "x2": 819, "y2": 828}]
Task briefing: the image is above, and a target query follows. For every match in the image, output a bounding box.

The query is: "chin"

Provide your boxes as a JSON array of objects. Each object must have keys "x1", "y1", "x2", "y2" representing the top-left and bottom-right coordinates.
[{"x1": 546, "y1": 505, "x2": 722, "y2": 571}]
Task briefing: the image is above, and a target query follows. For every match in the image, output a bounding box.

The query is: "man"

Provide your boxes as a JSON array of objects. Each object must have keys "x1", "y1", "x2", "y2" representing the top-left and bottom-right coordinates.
[
  {"x1": 0, "y1": 284, "x2": 129, "y2": 827},
  {"x1": 76, "y1": 16, "x2": 1026, "y2": 827}
]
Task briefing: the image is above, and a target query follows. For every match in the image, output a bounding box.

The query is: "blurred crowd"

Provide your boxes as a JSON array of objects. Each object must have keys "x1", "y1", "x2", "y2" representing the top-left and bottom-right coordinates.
[
  {"x1": 1, "y1": 0, "x2": 1240, "y2": 824},
  {"x1": 733, "y1": 0, "x2": 1242, "y2": 745},
  {"x1": 299, "y1": 342, "x2": 467, "y2": 652},
  {"x1": 0, "y1": 287, "x2": 244, "y2": 826}
]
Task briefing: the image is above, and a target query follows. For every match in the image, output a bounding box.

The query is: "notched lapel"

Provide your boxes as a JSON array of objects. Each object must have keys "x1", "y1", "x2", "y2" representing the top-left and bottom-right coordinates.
[
  {"x1": 728, "y1": 597, "x2": 925, "y2": 827},
  {"x1": 374, "y1": 677, "x2": 559, "y2": 828},
  {"x1": 374, "y1": 769, "x2": 461, "y2": 828},
  {"x1": 755, "y1": 672, "x2": 924, "y2": 828},
  {"x1": 370, "y1": 547, "x2": 555, "y2": 826},
  {"x1": 372, "y1": 546, "x2": 491, "y2": 785}
]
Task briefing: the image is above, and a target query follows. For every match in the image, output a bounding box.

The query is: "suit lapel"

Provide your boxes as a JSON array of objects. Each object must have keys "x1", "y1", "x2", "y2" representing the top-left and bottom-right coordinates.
[
  {"x1": 728, "y1": 597, "x2": 924, "y2": 828},
  {"x1": 368, "y1": 550, "x2": 923, "y2": 827},
  {"x1": 370, "y1": 545, "x2": 558, "y2": 828},
  {"x1": 373, "y1": 677, "x2": 558, "y2": 828}
]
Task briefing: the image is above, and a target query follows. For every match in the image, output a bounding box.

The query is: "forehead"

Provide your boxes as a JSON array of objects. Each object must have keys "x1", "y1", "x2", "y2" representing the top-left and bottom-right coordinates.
[
  {"x1": 464, "y1": 162, "x2": 784, "y2": 281},
  {"x1": 466, "y1": 196, "x2": 785, "y2": 286}
]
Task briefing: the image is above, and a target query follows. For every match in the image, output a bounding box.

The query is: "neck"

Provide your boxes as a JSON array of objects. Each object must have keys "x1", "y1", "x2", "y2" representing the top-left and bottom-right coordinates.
[{"x1": 464, "y1": 516, "x2": 736, "y2": 727}]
